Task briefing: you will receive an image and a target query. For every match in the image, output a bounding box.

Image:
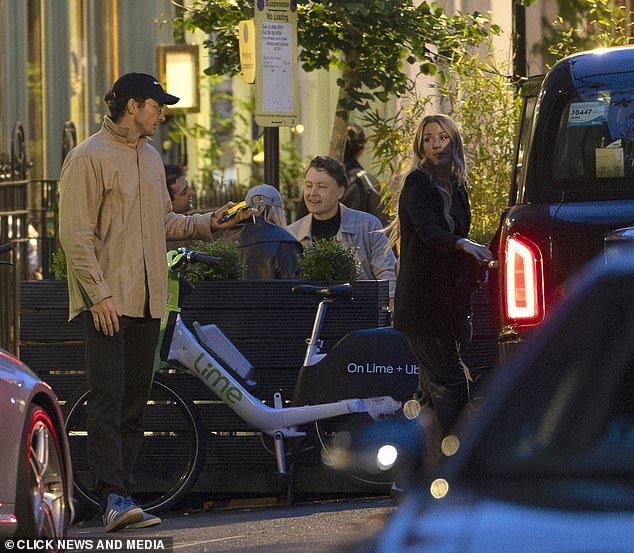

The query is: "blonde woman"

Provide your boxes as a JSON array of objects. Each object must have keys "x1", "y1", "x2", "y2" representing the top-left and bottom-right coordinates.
[{"x1": 392, "y1": 114, "x2": 492, "y2": 434}]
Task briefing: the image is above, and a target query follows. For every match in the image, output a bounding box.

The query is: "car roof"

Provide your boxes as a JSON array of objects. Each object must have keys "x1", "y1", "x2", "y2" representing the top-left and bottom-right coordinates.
[{"x1": 566, "y1": 45, "x2": 634, "y2": 80}]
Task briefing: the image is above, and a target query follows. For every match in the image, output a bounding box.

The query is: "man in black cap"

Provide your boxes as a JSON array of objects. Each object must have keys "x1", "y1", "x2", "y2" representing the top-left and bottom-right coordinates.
[{"x1": 59, "y1": 73, "x2": 252, "y2": 531}]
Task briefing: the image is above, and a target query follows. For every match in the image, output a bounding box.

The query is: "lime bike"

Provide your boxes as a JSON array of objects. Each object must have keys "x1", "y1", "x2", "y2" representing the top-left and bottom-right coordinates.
[{"x1": 64, "y1": 248, "x2": 419, "y2": 515}]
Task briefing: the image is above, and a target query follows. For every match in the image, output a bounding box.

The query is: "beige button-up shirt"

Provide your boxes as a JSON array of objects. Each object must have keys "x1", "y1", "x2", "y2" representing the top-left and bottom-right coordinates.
[{"x1": 59, "y1": 116, "x2": 214, "y2": 321}]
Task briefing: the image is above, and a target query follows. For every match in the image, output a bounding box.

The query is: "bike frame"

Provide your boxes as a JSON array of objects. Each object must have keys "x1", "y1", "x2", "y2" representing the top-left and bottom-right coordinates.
[
  {"x1": 167, "y1": 316, "x2": 400, "y2": 437},
  {"x1": 156, "y1": 249, "x2": 401, "y2": 473}
]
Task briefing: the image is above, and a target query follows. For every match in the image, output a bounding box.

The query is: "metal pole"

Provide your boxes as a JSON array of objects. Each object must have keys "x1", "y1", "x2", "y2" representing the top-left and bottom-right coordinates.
[
  {"x1": 512, "y1": 1, "x2": 527, "y2": 79},
  {"x1": 263, "y1": 127, "x2": 280, "y2": 188}
]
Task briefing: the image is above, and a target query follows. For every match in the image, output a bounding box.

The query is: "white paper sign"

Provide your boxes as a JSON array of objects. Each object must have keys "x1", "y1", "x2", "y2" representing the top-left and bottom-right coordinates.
[{"x1": 261, "y1": 22, "x2": 294, "y2": 114}]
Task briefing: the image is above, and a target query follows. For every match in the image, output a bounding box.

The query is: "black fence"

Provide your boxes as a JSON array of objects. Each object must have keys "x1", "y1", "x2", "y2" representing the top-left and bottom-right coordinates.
[
  {"x1": 1, "y1": 119, "x2": 77, "y2": 353},
  {"x1": 1, "y1": 122, "x2": 31, "y2": 353}
]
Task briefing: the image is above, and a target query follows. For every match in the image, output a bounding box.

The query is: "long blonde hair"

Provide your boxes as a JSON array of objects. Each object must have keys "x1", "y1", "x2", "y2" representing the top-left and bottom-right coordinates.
[{"x1": 388, "y1": 114, "x2": 466, "y2": 249}]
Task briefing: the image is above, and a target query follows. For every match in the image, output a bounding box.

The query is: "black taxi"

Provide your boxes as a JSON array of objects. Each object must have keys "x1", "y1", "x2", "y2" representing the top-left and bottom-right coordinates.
[{"x1": 491, "y1": 46, "x2": 634, "y2": 361}]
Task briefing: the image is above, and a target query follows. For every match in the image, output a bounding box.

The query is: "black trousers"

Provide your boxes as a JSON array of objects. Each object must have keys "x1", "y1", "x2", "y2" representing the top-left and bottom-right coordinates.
[
  {"x1": 405, "y1": 319, "x2": 472, "y2": 434},
  {"x1": 82, "y1": 312, "x2": 160, "y2": 511}
]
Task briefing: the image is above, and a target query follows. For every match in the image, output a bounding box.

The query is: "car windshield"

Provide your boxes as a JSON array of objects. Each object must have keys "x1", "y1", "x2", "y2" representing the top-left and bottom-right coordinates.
[{"x1": 548, "y1": 88, "x2": 634, "y2": 200}]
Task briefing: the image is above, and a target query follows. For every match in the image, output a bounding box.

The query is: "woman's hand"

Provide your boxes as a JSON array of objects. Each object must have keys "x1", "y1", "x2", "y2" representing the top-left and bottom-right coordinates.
[{"x1": 455, "y1": 238, "x2": 493, "y2": 262}]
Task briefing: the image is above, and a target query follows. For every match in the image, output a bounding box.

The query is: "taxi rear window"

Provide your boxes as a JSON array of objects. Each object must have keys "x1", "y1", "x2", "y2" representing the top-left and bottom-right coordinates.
[{"x1": 548, "y1": 89, "x2": 634, "y2": 200}]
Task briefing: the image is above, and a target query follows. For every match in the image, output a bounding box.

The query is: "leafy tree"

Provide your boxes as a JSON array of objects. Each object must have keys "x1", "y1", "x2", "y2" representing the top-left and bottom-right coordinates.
[
  {"x1": 168, "y1": 74, "x2": 252, "y2": 186},
  {"x1": 360, "y1": 39, "x2": 520, "y2": 246},
  {"x1": 538, "y1": 0, "x2": 633, "y2": 67},
  {"x1": 437, "y1": 46, "x2": 520, "y2": 244},
  {"x1": 174, "y1": 0, "x2": 498, "y2": 159}
]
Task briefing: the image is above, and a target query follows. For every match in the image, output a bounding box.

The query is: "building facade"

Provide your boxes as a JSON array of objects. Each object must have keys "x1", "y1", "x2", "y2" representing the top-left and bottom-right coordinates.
[{"x1": 1, "y1": 0, "x2": 556, "y2": 352}]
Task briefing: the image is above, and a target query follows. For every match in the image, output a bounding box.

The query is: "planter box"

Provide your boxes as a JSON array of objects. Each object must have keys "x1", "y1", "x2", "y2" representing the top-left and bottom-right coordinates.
[
  {"x1": 19, "y1": 277, "x2": 496, "y2": 406},
  {"x1": 19, "y1": 279, "x2": 390, "y2": 396}
]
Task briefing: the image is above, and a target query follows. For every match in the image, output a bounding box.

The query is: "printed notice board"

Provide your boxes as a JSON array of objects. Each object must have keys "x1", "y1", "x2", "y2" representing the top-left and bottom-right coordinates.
[{"x1": 254, "y1": 0, "x2": 299, "y2": 127}]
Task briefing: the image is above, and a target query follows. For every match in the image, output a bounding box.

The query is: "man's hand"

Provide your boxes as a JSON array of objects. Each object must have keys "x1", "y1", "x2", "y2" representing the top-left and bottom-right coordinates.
[
  {"x1": 455, "y1": 238, "x2": 493, "y2": 263},
  {"x1": 211, "y1": 201, "x2": 257, "y2": 231},
  {"x1": 90, "y1": 297, "x2": 120, "y2": 336}
]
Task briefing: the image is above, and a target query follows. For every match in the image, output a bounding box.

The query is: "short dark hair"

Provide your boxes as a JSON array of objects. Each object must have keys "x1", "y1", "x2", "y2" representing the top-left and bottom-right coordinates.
[
  {"x1": 164, "y1": 164, "x2": 185, "y2": 200},
  {"x1": 104, "y1": 93, "x2": 146, "y2": 122},
  {"x1": 305, "y1": 156, "x2": 348, "y2": 188}
]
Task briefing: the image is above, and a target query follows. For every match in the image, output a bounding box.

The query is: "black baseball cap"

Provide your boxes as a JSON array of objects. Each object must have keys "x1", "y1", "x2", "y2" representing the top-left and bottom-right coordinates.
[{"x1": 110, "y1": 73, "x2": 180, "y2": 105}]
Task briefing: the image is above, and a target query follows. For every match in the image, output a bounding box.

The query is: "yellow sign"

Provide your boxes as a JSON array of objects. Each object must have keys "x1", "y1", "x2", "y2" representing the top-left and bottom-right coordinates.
[
  {"x1": 238, "y1": 20, "x2": 256, "y2": 84},
  {"x1": 254, "y1": 0, "x2": 299, "y2": 127}
]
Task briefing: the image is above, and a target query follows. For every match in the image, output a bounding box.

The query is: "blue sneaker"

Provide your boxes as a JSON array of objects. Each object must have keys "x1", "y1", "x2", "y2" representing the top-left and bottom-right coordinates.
[{"x1": 102, "y1": 494, "x2": 144, "y2": 532}]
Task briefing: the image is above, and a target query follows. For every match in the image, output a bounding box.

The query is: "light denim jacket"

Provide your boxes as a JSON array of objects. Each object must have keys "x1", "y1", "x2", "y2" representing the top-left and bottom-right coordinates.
[{"x1": 288, "y1": 203, "x2": 396, "y2": 297}]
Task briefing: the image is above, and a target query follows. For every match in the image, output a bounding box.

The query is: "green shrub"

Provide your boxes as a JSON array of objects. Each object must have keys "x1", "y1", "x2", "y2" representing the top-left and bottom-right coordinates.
[
  {"x1": 53, "y1": 242, "x2": 242, "y2": 282},
  {"x1": 52, "y1": 247, "x2": 67, "y2": 281},
  {"x1": 187, "y1": 240, "x2": 242, "y2": 281},
  {"x1": 298, "y1": 238, "x2": 361, "y2": 281}
]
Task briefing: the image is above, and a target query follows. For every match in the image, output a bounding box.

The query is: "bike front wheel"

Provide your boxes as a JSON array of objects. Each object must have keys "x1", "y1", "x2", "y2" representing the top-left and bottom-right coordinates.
[{"x1": 63, "y1": 374, "x2": 206, "y2": 516}]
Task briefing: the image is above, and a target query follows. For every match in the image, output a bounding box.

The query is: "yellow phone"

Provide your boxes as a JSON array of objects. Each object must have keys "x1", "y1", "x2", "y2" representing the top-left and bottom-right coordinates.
[{"x1": 218, "y1": 201, "x2": 247, "y2": 222}]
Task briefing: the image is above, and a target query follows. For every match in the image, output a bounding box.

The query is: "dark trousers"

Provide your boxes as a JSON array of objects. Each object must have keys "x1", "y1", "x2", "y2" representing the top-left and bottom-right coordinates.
[
  {"x1": 82, "y1": 312, "x2": 160, "y2": 511},
  {"x1": 405, "y1": 321, "x2": 472, "y2": 434}
]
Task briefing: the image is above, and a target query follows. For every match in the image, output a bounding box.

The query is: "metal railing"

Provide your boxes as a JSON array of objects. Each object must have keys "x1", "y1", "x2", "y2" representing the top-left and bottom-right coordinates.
[{"x1": 1, "y1": 122, "x2": 30, "y2": 353}]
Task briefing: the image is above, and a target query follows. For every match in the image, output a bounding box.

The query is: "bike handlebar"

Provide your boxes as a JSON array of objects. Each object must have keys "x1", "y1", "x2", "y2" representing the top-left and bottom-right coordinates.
[
  {"x1": 0, "y1": 243, "x2": 12, "y2": 254},
  {"x1": 179, "y1": 248, "x2": 223, "y2": 267}
]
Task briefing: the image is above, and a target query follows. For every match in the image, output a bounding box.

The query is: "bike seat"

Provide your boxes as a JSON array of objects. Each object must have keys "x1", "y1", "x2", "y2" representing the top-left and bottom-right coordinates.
[{"x1": 291, "y1": 283, "x2": 353, "y2": 300}]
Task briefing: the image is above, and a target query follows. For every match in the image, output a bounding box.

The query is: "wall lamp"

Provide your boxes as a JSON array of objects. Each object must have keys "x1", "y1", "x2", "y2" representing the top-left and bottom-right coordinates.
[{"x1": 157, "y1": 44, "x2": 200, "y2": 113}]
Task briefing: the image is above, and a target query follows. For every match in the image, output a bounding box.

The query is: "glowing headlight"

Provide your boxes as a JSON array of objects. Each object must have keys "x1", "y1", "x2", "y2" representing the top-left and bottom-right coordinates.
[{"x1": 376, "y1": 444, "x2": 398, "y2": 470}]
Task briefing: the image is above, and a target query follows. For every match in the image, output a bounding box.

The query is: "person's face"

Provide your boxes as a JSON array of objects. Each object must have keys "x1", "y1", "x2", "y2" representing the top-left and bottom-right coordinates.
[
  {"x1": 133, "y1": 98, "x2": 166, "y2": 137},
  {"x1": 304, "y1": 167, "x2": 345, "y2": 220},
  {"x1": 170, "y1": 176, "x2": 193, "y2": 213},
  {"x1": 422, "y1": 122, "x2": 453, "y2": 167}
]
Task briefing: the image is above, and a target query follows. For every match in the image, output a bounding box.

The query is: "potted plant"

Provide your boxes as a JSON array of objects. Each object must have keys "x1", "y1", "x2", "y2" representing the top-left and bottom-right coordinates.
[{"x1": 298, "y1": 238, "x2": 361, "y2": 281}]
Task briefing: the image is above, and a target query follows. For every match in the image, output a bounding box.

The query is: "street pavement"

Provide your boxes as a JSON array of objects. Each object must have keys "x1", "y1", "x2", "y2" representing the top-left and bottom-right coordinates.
[{"x1": 69, "y1": 496, "x2": 393, "y2": 553}]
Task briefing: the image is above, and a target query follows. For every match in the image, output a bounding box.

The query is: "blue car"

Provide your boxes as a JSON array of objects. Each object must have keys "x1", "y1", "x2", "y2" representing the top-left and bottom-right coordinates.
[{"x1": 348, "y1": 251, "x2": 634, "y2": 552}]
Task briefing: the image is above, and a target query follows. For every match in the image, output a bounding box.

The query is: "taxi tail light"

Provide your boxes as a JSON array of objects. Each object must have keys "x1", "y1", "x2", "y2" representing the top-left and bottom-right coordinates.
[{"x1": 503, "y1": 235, "x2": 545, "y2": 326}]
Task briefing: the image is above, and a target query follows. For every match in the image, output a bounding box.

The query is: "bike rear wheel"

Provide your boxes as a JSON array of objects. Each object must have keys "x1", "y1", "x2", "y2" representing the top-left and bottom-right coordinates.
[{"x1": 63, "y1": 374, "x2": 205, "y2": 516}]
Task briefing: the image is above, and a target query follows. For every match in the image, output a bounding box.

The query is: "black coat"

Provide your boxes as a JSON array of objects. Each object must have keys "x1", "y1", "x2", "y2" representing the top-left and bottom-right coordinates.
[{"x1": 393, "y1": 168, "x2": 480, "y2": 337}]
